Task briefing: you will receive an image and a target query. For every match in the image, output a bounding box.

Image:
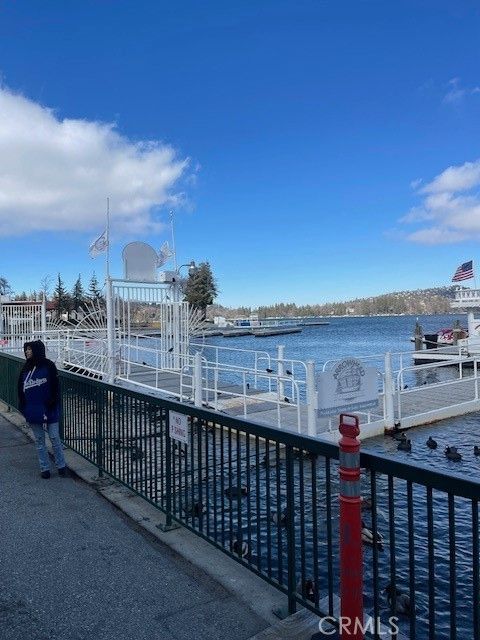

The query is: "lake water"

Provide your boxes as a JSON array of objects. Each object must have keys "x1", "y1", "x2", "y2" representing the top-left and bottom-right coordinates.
[
  {"x1": 130, "y1": 314, "x2": 478, "y2": 637},
  {"x1": 200, "y1": 313, "x2": 462, "y2": 366},
  {"x1": 198, "y1": 313, "x2": 480, "y2": 474},
  {"x1": 198, "y1": 315, "x2": 478, "y2": 638}
]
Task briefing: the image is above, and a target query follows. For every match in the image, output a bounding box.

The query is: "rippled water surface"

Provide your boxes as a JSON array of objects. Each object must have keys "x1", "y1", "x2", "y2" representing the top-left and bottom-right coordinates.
[{"x1": 196, "y1": 314, "x2": 479, "y2": 638}]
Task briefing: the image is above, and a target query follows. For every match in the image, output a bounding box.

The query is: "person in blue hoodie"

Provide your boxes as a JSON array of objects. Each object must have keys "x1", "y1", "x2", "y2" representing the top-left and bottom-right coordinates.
[{"x1": 18, "y1": 340, "x2": 66, "y2": 479}]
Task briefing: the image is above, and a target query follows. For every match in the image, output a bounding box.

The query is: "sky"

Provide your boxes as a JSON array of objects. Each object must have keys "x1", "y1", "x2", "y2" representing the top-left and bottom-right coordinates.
[{"x1": 1, "y1": 1, "x2": 480, "y2": 307}]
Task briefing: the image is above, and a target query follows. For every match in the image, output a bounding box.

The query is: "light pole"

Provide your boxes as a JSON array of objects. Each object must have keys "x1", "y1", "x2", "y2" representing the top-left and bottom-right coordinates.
[
  {"x1": 171, "y1": 260, "x2": 196, "y2": 302},
  {"x1": 177, "y1": 260, "x2": 196, "y2": 278}
]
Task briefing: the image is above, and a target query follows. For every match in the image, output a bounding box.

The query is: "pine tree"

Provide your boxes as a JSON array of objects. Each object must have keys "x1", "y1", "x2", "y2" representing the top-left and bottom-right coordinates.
[
  {"x1": 184, "y1": 262, "x2": 218, "y2": 318},
  {"x1": 88, "y1": 272, "x2": 104, "y2": 303},
  {"x1": 71, "y1": 274, "x2": 85, "y2": 312},
  {"x1": 53, "y1": 274, "x2": 70, "y2": 318}
]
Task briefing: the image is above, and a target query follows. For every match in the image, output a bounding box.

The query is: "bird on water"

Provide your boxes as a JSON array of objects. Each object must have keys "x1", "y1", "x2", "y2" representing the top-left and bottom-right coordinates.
[
  {"x1": 445, "y1": 446, "x2": 462, "y2": 461},
  {"x1": 397, "y1": 438, "x2": 412, "y2": 452},
  {"x1": 384, "y1": 584, "x2": 411, "y2": 615}
]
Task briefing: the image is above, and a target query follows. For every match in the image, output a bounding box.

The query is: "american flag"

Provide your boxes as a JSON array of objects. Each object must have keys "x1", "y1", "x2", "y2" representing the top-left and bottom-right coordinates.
[{"x1": 452, "y1": 260, "x2": 474, "y2": 282}]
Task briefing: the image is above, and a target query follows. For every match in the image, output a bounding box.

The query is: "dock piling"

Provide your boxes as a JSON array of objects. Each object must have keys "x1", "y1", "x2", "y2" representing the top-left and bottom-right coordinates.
[{"x1": 414, "y1": 321, "x2": 423, "y2": 352}]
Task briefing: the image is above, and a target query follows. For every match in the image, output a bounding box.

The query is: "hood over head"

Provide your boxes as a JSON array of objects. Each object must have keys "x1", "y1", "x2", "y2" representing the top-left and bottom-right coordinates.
[{"x1": 23, "y1": 340, "x2": 46, "y2": 365}]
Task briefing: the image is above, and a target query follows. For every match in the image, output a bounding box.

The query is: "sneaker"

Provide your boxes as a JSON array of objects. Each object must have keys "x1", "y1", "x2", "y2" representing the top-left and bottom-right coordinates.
[
  {"x1": 58, "y1": 467, "x2": 67, "y2": 477},
  {"x1": 41, "y1": 470, "x2": 51, "y2": 479}
]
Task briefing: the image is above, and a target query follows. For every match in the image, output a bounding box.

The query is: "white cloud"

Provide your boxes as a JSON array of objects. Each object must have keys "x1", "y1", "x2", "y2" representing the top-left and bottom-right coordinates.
[
  {"x1": 442, "y1": 77, "x2": 480, "y2": 105},
  {"x1": 402, "y1": 159, "x2": 480, "y2": 244},
  {"x1": 421, "y1": 160, "x2": 480, "y2": 194},
  {"x1": 0, "y1": 86, "x2": 190, "y2": 237}
]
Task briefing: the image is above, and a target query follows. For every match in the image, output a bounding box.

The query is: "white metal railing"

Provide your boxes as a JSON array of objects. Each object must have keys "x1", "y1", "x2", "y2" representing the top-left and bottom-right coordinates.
[
  {"x1": 453, "y1": 289, "x2": 480, "y2": 302},
  {"x1": 395, "y1": 356, "x2": 480, "y2": 423},
  {"x1": 63, "y1": 346, "x2": 109, "y2": 377},
  {"x1": 115, "y1": 339, "x2": 314, "y2": 433}
]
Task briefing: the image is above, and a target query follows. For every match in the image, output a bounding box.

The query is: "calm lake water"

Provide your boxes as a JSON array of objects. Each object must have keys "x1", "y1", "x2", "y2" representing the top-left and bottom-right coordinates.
[
  {"x1": 199, "y1": 313, "x2": 480, "y2": 473},
  {"x1": 197, "y1": 315, "x2": 478, "y2": 638}
]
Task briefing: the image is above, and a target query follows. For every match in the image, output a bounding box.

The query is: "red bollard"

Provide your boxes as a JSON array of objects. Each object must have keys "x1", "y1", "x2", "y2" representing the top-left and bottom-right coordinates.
[{"x1": 339, "y1": 413, "x2": 363, "y2": 640}]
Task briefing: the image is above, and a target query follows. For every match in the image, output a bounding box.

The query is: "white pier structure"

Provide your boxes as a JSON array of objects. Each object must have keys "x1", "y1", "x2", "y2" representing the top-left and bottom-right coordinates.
[{"x1": 4, "y1": 260, "x2": 480, "y2": 439}]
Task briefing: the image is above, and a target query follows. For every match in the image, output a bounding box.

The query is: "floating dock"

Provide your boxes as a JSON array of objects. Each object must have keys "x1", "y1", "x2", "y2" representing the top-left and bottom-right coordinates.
[{"x1": 251, "y1": 326, "x2": 302, "y2": 337}]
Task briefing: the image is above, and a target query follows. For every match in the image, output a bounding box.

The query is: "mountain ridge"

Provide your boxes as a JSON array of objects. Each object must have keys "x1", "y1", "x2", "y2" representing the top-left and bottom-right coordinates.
[{"x1": 211, "y1": 286, "x2": 464, "y2": 318}]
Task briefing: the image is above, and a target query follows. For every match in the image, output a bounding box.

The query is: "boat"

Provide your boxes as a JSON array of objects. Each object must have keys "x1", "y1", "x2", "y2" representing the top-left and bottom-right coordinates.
[
  {"x1": 214, "y1": 313, "x2": 301, "y2": 338},
  {"x1": 410, "y1": 327, "x2": 468, "y2": 346},
  {"x1": 413, "y1": 284, "x2": 480, "y2": 365}
]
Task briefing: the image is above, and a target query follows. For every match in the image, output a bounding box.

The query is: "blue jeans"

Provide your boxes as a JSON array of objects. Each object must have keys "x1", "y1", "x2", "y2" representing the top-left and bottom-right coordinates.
[{"x1": 30, "y1": 422, "x2": 66, "y2": 473}]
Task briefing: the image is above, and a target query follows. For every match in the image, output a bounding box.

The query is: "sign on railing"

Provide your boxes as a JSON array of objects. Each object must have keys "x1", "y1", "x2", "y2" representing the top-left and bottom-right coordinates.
[
  {"x1": 169, "y1": 410, "x2": 189, "y2": 444},
  {"x1": 317, "y1": 358, "x2": 378, "y2": 417}
]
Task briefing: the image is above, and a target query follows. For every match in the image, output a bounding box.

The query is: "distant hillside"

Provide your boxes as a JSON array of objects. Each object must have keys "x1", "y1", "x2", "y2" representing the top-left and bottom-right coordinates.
[{"x1": 209, "y1": 286, "x2": 462, "y2": 318}]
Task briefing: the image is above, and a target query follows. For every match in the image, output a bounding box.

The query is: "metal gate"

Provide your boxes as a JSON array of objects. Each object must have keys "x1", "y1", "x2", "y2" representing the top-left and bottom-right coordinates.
[
  {"x1": 111, "y1": 280, "x2": 190, "y2": 370},
  {"x1": 0, "y1": 301, "x2": 45, "y2": 348}
]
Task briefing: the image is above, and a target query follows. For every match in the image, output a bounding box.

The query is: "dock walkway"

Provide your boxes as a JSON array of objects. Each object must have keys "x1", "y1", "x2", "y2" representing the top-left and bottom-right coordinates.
[{"x1": 119, "y1": 363, "x2": 480, "y2": 440}]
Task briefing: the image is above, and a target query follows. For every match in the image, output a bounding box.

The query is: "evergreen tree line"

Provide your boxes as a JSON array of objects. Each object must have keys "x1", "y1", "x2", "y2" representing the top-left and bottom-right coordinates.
[
  {"x1": 1, "y1": 273, "x2": 104, "y2": 317},
  {"x1": 209, "y1": 286, "x2": 460, "y2": 319},
  {"x1": 52, "y1": 272, "x2": 104, "y2": 316},
  {"x1": 2, "y1": 262, "x2": 219, "y2": 320}
]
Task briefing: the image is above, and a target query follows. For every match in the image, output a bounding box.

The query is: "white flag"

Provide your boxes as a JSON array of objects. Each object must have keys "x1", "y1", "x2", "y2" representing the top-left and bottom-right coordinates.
[
  {"x1": 89, "y1": 230, "x2": 108, "y2": 258},
  {"x1": 156, "y1": 241, "x2": 174, "y2": 267}
]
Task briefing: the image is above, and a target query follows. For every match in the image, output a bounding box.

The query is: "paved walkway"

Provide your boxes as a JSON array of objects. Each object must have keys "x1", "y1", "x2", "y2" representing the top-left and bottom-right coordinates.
[{"x1": 0, "y1": 415, "x2": 267, "y2": 640}]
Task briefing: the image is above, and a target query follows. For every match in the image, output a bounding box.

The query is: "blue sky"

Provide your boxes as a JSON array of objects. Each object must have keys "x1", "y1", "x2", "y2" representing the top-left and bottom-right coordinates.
[{"x1": 1, "y1": 1, "x2": 480, "y2": 306}]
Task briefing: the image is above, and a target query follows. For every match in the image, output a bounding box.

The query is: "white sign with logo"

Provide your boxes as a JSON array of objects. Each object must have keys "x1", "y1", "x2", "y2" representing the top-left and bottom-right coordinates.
[
  {"x1": 169, "y1": 410, "x2": 189, "y2": 444},
  {"x1": 317, "y1": 358, "x2": 378, "y2": 417}
]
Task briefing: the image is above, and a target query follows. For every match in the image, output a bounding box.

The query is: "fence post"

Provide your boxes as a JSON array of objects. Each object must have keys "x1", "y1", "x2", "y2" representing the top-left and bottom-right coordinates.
[
  {"x1": 194, "y1": 351, "x2": 203, "y2": 407},
  {"x1": 96, "y1": 387, "x2": 105, "y2": 477},
  {"x1": 306, "y1": 360, "x2": 316, "y2": 437},
  {"x1": 339, "y1": 413, "x2": 363, "y2": 640},
  {"x1": 384, "y1": 352, "x2": 395, "y2": 429},
  {"x1": 159, "y1": 408, "x2": 180, "y2": 532},
  {"x1": 278, "y1": 345, "x2": 285, "y2": 399},
  {"x1": 285, "y1": 444, "x2": 296, "y2": 615},
  {"x1": 475, "y1": 359, "x2": 479, "y2": 401}
]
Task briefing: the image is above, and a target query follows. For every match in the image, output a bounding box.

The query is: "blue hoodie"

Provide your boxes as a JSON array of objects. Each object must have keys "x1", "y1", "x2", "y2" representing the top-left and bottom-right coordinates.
[{"x1": 17, "y1": 340, "x2": 60, "y2": 425}]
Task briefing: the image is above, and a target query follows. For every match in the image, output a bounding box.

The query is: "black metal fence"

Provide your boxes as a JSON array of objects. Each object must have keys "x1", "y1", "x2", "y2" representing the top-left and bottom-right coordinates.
[{"x1": 1, "y1": 350, "x2": 479, "y2": 639}]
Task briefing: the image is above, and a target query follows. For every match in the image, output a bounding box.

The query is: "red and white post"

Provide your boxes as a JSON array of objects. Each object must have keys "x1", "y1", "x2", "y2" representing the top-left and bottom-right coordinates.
[{"x1": 339, "y1": 413, "x2": 363, "y2": 639}]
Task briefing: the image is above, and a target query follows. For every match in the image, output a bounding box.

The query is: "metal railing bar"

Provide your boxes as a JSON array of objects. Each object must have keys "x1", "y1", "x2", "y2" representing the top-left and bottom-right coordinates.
[
  {"x1": 449, "y1": 493, "x2": 457, "y2": 640},
  {"x1": 407, "y1": 481, "x2": 416, "y2": 640}
]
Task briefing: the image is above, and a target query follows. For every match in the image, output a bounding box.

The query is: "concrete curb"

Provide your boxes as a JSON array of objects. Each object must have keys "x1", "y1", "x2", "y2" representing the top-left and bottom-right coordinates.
[{"x1": 0, "y1": 403, "x2": 284, "y2": 628}]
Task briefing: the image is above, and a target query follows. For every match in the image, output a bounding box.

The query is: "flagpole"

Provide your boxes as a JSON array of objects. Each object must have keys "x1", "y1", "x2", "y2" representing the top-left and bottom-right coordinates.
[
  {"x1": 105, "y1": 196, "x2": 115, "y2": 383},
  {"x1": 170, "y1": 210, "x2": 178, "y2": 272},
  {"x1": 106, "y1": 197, "x2": 111, "y2": 280}
]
